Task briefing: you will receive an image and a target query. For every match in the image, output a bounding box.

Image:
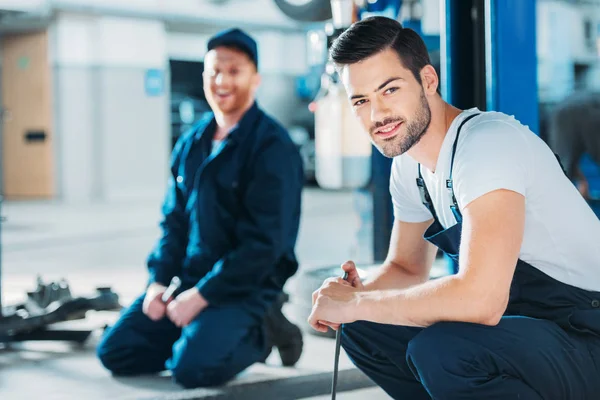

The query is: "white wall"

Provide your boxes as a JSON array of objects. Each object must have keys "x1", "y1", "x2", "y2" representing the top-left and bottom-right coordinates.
[
  {"x1": 255, "y1": 31, "x2": 307, "y2": 75},
  {"x1": 94, "y1": 17, "x2": 166, "y2": 67},
  {"x1": 52, "y1": 13, "x2": 166, "y2": 67},
  {"x1": 50, "y1": 0, "x2": 300, "y2": 29},
  {"x1": 421, "y1": 0, "x2": 441, "y2": 35},
  {"x1": 537, "y1": 1, "x2": 577, "y2": 102},
  {"x1": 537, "y1": 1, "x2": 600, "y2": 101},
  {"x1": 51, "y1": 13, "x2": 99, "y2": 203},
  {"x1": 158, "y1": 0, "x2": 298, "y2": 28},
  {"x1": 167, "y1": 32, "x2": 211, "y2": 62},
  {"x1": 51, "y1": 12, "x2": 170, "y2": 204},
  {"x1": 0, "y1": 0, "x2": 47, "y2": 12}
]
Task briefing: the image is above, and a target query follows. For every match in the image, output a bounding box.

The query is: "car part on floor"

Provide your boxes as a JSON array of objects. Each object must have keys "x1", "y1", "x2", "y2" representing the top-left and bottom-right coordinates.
[
  {"x1": 331, "y1": 270, "x2": 348, "y2": 400},
  {"x1": 0, "y1": 195, "x2": 121, "y2": 345},
  {"x1": 0, "y1": 276, "x2": 121, "y2": 344}
]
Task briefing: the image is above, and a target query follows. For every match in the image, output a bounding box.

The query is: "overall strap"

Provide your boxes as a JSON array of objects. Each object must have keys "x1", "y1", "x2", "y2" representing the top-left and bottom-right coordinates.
[
  {"x1": 416, "y1": 164, "x2": 440, "y2": 223},
  {"x1": 447, "y1": 113, "x2": 480, "y2": 222}
]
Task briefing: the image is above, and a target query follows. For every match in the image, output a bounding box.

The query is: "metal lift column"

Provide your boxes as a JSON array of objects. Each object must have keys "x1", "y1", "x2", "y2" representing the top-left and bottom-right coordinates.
[
  {"x1": 443, "y1": 0, "x2": 539, "y2": 127},
  {"x1": 485, "y1": 0, "x2": 539, "y2": 132}
]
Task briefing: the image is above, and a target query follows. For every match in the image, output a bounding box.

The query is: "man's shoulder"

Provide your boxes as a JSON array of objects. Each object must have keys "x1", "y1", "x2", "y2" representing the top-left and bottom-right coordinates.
[
  {"x1": 451, "y1": 111, "x2": 539, "y2": 208},
  {"x1": 243, "y1": 108, "x2": 303, "y2": 181},
  {"x1": 463, "y1": 111, "x2": 524, "y2": 134},
  {"x1": 169, "y1": 114, "x2": 213, "y2": 161},
  {"x1": 177, "y1": 112, "x2": 214, "y2": 144},
  {"x1": 457, "y1": 111, "x2": 535, "y2": 152},
  {"x1": 391, "y1": 155, "x2": 419, "y2": 186},
  {"x1": 255, "y1": 109, "x2": 292, "y2": 140},
  {"x1": 253, "y1": 109, "x2": 299, "y2": 154}
]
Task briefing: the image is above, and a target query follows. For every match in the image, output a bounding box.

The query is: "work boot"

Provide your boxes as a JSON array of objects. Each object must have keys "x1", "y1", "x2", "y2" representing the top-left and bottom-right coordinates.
[{"x1": 263, "y1": 292, "x2": 303, "y2": 367}]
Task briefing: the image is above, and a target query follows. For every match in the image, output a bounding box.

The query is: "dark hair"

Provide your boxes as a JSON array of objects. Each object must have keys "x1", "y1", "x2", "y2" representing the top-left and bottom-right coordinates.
[{"x1": 330, "y1": 16, "x2": 433, "y2": 86}]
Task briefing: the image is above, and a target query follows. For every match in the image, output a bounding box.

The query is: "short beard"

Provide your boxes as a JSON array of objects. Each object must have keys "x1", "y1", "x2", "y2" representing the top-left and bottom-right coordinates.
[{"x1": 376, "y1": 90, "x2": 431, "y2": 158}]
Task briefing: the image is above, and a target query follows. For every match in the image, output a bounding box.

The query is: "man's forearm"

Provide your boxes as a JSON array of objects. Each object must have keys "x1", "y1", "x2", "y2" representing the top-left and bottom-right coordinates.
[
  {"x1": 363, "y1": 262, "x2": 429, "y2": 291},
  {"x1": 357, "y1": 275, "x2": 503, "y2": 328}
]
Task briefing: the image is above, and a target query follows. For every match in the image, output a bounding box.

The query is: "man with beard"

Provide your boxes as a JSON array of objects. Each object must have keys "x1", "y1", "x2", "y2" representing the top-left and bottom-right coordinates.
[
  {"x1": 309, "y1": 16, "x2": 600, "y2": 399},
  {"x1": 97, "y1": 28, "x2": 305, "y2": 388}
]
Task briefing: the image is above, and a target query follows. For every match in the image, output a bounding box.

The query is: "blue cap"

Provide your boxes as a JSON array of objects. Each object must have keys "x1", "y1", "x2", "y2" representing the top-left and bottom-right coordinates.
[{"x1": 207, "y1": 28, "x2": 258, "y2": 69}]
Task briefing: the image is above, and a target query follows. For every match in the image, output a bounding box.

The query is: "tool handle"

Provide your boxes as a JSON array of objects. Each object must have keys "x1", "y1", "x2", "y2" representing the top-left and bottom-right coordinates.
[
  {"x1": 331, "y1": 270, "x2": 350, "y2": 400},
  {"x1": 161, "y1": 277, "x2": 181, "y2": 303}
]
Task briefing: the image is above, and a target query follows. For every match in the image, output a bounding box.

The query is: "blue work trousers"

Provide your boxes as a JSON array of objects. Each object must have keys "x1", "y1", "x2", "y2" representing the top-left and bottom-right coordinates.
[
  {"x1": 97, "y1": 294, "x2": 267, "y2": 388},
  {"x1": 342, "y1": 317, "x2": 600, "y2": 399}
]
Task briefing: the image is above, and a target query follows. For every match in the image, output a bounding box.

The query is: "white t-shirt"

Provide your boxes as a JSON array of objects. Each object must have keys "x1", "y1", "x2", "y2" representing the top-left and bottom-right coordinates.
[
  {"x1": 390, "y1": 108, "x2": 600, "y2": 292},
  {"x1": 211, "y1": 139, "x2": 225, "y2": 156}
]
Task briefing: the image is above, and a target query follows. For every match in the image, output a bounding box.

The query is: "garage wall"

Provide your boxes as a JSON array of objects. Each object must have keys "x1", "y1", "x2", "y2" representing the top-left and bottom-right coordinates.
[
  {"x1": 49, "y1": 8, "x2": 307, "y2": 204},
  {"x1": 51, "y1": 13, "x2": 170, "y2": 203},
  {"x1": 537, "y1": 1, "x2": 600, "y2": 102},
  {"x1": 0, "y1": 0, "x2": 46, "y2": 12},
  {"x1": 256, "y1": 31, "x2": 307, "y2": 128},
  {"x1": 50, "y1": 0, "x2": 299, "y2": 30}
]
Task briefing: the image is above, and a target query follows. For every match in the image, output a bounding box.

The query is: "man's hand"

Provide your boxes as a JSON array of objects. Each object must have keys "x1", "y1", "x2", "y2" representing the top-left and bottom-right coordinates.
[
  {"x1": 575, "y1": 166, "x2": 591, "y2": 200},
  {"x1": 341, "y1": 261, "x2": 364, "y2": 290},
  {"x1": 166, "y1": 287, "x2": 209, "y2": 327},
  {"x1": 143, "y1": 283, "x2": 168, "y2": 321},
  {"x1": 308, "y1": 261, "x2": 363, "y2": 332},
  {"x1": 308, "y1": 273, "x2": 362, "y2": 333}
]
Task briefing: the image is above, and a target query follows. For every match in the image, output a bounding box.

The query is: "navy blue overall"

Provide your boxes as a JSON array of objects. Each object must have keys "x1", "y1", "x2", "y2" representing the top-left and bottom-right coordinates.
[
  {"x1": 96, "y1": 103, "x2": 304, "y2": 388},
  {"x1": 342, "y1": 115, "x2": 600, "y2": 399}
]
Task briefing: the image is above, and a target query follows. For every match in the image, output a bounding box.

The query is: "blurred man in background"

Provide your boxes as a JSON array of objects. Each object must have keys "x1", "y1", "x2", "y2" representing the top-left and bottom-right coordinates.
[
  {"x1": 97, "y1": 28, "x2": 305, "y2": 388},
  {"x1": 547, "y1": 90, "x2": 600, "y2": 201}
]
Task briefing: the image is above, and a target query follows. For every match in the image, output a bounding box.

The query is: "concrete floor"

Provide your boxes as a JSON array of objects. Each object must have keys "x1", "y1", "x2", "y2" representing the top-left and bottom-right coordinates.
[
  {"x1": 304, "y1": 388, "x2": 390, "y2": 400},
  {"x1": 1, "y1": 187, "x2": 373, "y2": 305},
  {"x1": 0, "y1": 187, "x2": 438, "y2": 399}
]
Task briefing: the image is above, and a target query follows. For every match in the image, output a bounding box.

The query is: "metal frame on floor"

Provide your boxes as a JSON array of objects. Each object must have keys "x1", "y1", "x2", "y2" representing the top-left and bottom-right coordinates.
[{"x1": 0, "y1": 194, "x2": 121, "y2": 344}]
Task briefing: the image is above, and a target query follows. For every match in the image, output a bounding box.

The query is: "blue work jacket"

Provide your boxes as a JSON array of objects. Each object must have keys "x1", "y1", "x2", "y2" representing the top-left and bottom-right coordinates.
[{"x1": 146, "y1": 102, "x2": 304, "y2": 312}]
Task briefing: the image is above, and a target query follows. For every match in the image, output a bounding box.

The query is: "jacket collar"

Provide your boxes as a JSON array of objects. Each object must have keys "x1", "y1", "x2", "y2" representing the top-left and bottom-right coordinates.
[{"x1": 195, "y1": 101, "x2": 261, "y2": 145}]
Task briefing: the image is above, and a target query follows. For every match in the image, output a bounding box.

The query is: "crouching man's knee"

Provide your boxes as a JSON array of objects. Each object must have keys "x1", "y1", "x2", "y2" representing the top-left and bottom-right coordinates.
[
  {"x1": 406, "y1": 322, "x2": 485, "y2": 397},
  {"x1": 96, "y1": 334, "x2": 132, "y2": 375}
]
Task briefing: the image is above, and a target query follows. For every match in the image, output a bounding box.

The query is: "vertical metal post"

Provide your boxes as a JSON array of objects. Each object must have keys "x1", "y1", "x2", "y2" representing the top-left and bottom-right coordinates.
[
  {"x1": 443, "y1": 0, "x2": 487, "y2": 110},
  {"x1": 371, "y1": 149, "x2": 394, "y2": 262},
  {"x1": 486, "y1": 0, "x2": 539, "y2": 133},
  {"x1": 444, "y1": 0, "x2": 539, "y2": 138}
]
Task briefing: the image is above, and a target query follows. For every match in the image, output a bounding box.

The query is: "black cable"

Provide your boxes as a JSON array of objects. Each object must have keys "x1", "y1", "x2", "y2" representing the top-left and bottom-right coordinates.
[{"x1": 331, "y1": 271, "x2": 349, "y2": 400}]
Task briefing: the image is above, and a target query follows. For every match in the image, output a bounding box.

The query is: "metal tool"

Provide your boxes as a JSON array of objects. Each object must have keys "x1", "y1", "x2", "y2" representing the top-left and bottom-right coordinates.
[
  {"x1": 0, "y1": 195, "x2": 121, "y2": 344},
  {"x1": 161, "y1": 276, "x2": 181, "y2": 303},
  {"x1": 331, "y1": 271, "x2": 349, "y2": 400}
]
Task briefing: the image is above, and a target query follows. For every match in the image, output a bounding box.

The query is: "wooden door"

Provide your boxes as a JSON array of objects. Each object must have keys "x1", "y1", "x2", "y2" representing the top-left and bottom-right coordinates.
[{"x1": 1, "y1": 30, "x2": 54, "y2": 199}]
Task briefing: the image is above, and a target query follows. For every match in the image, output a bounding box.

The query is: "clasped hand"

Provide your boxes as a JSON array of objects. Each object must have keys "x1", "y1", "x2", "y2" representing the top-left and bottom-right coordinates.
[
  {"x1": 143, "y1": 283, "x2": 208, "y2": 327},
  {"x1": 308, "y1": 261, "x2": 364, "y2": 333}
]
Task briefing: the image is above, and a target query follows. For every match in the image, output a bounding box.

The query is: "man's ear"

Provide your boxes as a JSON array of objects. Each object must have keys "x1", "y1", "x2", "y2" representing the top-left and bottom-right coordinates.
[
  {"x1": 252, "y1": 72, "x2": 262, "y2": 92},
  {"x1": 420, "y1": 65, "x2": 439, "y2": 96}
]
